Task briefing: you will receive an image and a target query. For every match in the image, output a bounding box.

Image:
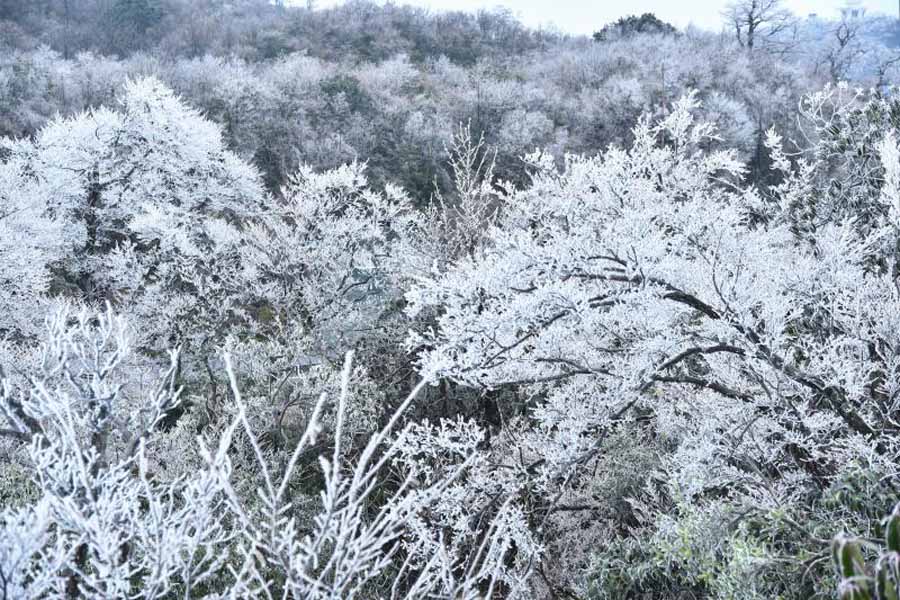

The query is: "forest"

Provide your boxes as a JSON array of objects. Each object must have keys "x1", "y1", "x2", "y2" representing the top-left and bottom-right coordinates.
[{"x1": 3, "y1": 0, "x2": 900, "y2": 598}]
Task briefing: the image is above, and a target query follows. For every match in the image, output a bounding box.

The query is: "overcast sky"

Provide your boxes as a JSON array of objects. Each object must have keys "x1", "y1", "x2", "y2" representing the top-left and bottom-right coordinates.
[{"x1": 315, "y1": 0, "x2": 900, "y2": 35}]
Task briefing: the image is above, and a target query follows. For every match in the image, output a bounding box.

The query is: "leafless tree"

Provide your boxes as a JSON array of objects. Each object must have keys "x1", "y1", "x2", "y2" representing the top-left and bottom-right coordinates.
[{"x1": 723, "y1": 0, "x2": 795, "y2": 53}]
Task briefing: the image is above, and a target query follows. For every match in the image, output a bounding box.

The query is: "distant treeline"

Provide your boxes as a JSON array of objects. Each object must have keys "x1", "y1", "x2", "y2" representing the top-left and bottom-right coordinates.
[{"x1": 0, "y1": 1, "x2": 897, "y2": 199}]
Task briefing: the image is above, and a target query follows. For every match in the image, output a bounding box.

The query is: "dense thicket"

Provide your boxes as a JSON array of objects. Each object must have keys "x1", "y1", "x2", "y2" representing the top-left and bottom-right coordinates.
[
  {"x1": 3, "y1": 1, "x2": 896, "y2": 195},
  {"x1": 0, "y1": 0, "x2": 551, "y2": 62},
  {"x1": 3, "y1": 2, "x2": 900, "y2": 599}
]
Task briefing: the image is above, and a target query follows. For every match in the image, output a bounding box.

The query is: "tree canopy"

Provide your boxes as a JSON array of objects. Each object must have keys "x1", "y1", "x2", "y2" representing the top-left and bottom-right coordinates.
[{"x1": 593, "y1": 13, "x2": 678, "y2": 42}]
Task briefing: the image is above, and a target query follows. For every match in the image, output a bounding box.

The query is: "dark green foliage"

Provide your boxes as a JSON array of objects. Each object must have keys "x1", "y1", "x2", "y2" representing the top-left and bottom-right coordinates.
[
  {"x1": 777, "y1": 92, "x2": 900, "y2": 265},
  {"x1": 319, "y1": 74, "x2": 372, "y2": 116},
  {"x1": 102, "y1": 0, "x2": 165, "y2": 54},
  {"x1": 587, "y1": 459, "x2": 900, "y2": 600},
  {"x1": 111, "y1": 0, "x2": 163, "y2": 34},
  {"x1": 593, "y1": 13, "x2": 678, "y2": 42},
  {"x1": 833, "y1": 504, "x2": 900, "y2": 600}
]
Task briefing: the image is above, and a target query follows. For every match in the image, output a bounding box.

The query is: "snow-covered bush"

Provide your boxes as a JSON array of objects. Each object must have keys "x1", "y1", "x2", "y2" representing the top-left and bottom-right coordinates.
[{"x1": 0, "y1": 305, "x2": 535, "y2": 598}]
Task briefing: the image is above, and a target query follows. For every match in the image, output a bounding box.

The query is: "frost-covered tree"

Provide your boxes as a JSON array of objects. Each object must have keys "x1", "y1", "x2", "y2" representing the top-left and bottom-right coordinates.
[
  {"x1": 407, "y1": 92, "x2": 900, "y2": 597},
  {"x1": 0, "y1": 77, "x2": 267, "y2": 366},
  {"x1": 230, "y1": 160, "x2": 429, "y2": 445},
  {"x1": 241, "y1": 161, "x2": 418, "y2": 361},
  {"x1": 723, "y1": 0, "x2": 795, "y2": 53},
  {"x1": 797, "y1": 15, "x2": 900, "y2": 84},
  {"x1": 417, "y1": 122, "x2": 501, "y2": 265},
  {"x1": 0, "y1": 164, "x2": 66, "y2": 341}
]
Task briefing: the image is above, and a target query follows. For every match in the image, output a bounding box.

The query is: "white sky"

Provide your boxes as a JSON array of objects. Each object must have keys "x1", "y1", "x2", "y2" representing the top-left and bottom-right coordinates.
[{"x1": 313, "y1": 0, "x2": 900, "y2": 35}]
